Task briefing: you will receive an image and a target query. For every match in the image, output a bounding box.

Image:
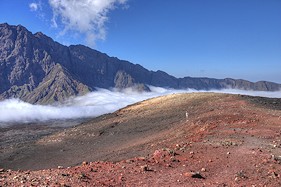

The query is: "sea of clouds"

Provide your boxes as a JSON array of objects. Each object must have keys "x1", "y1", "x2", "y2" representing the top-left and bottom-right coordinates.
[{"x1": 0, "y1": 86, "x2": 280, "y2": 125}]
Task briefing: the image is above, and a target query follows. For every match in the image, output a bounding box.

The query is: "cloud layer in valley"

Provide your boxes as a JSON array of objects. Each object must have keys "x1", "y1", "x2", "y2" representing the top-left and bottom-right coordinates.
[
  {"x1": 0, "y1": 87, "x2": 179, "y2": 124},
  {"x1": 47, "y1": 0, "x2": 127, "y2": 46},
  {"x1": 0, "y1": 87, "x2": 280, "y2": 126}
]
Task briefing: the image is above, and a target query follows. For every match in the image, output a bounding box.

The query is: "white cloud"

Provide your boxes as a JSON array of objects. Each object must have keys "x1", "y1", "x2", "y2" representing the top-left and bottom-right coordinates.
[
  {"x1": 29, "y1": 1, "x2": 47, "y2": 22},
  {"x1": 48, "y1": 0, "x2": 128, "y2": 46},
  {"x1": 0, "y1": 87, "x2": 176, "y2": 124},
  {"x1": 29, "y1": 3, "x2": 39, "y2": 11},
  {"x1": 0, "y1": 87, "x2": 280, "y2": 126}
]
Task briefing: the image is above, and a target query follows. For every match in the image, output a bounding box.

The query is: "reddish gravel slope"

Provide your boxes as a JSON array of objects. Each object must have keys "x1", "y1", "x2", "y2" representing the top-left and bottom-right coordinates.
[{"x1": 1, "y1": 93, "x2": 281, "y2": 186}]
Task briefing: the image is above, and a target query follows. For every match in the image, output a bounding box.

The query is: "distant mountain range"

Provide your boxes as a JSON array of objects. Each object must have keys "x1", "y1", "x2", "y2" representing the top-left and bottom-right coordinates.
[{"x1": 0, "y1": 23, "x2": 280, "y2": 104}]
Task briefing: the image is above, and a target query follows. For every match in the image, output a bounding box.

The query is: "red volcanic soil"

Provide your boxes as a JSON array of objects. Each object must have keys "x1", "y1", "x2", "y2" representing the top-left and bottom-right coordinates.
[{"x1": 1, "y1": 93, "x2": 281, "y2": 186}]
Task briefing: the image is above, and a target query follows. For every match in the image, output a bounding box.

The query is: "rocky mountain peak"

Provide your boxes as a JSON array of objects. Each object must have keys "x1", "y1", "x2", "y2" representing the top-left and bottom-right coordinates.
[{"x1": 0, "y1": 23, "x2": 280, "y2": 104}]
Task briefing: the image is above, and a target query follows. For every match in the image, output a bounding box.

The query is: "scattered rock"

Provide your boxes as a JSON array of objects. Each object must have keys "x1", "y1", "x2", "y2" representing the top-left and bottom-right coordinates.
[
  {"x1": 184, "y1": 172, "x2": 205, "y2": 179},
  {"x1": 235, "y1": 170, "x2": 248, "y2": 180},
  {"x1": 140, "y1": 165, "x2": 152, "y2": 172},
  {"x1": 162, "y1": 148, "x2": 177, "y2": 156},
  {"x1": 125, "y1": 159, "x2": 133, "y2": 163},
  {"x1": 153, "y1": 150, "x2": 163, "y2": 158},
  {"x1": 140, "y1": 165, "x2": 148, "y2": 171},
  {"x1": 137, "y1": 157, "x2": 146, "y2": 161},
  {"x1": 60, "y1": 182, "x2": 71, "y2": 187},
  {"x1": 166, "y1": 164, "x2": 172, "y2": 167},
  {"x1": 90, "y1": 168, "x2": 97, "y2": 172},
  {"x1": 170, "y1": 156, "x2": 180, "y2": 162},
  {"x1": 61, "y1": 173, "x2": 70, "y2": 177},
  {"x1": 118, "y1": 175, "x2": 125, "y2": 182},
  {"x1": 272, "y1": 155, "x2": 281, "y2": 164},
  {"x1": 78, "y1": 173, "x2": 89, "y2": 180},
  {"x1": 179, "y1": 146, "x2": 186, "y2": 152}
]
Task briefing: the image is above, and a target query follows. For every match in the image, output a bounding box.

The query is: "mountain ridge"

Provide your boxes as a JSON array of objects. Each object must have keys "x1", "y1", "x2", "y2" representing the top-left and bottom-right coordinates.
[{"x1": 0, "y1": 23, "x2": 280, "y2": 104}]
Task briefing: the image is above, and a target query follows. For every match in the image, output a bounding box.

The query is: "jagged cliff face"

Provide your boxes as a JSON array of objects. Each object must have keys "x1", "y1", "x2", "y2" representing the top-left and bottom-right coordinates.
[
  {"x1": 0, "y1": 23, "x2": 280, "y2": 104},
  {"x1": 0, "y1": 23, "x2": 153, "y2": 104},
  {"x1": 0, "y1": 24, "x2": 90, "y2": 104}
]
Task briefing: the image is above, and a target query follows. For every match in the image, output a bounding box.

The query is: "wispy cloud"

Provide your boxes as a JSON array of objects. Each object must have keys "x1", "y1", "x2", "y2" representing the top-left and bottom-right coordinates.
[
  {"x1": 48, "y1": 0, "x2": 128, "y2": 46},
  {"x1": 0, "y1": 87, "x2": 280, "y2": 126},
  {"x1": 29, "y1": 1, "x2": 47, "y2": 22},
  {"x1": 29, "y1": 2, "x2": 40, "y2": 11}
]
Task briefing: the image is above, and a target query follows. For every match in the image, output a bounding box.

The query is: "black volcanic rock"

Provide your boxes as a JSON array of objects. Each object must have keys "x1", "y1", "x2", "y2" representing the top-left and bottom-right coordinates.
[{"x1": 0, "y1": 23, "x2": 280, "y2": 104}]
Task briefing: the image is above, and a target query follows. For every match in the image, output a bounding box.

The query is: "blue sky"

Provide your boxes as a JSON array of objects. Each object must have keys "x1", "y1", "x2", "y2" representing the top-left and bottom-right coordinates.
[{"x1": 0, "y1": 0, "x2": 280, "y2": 83}]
